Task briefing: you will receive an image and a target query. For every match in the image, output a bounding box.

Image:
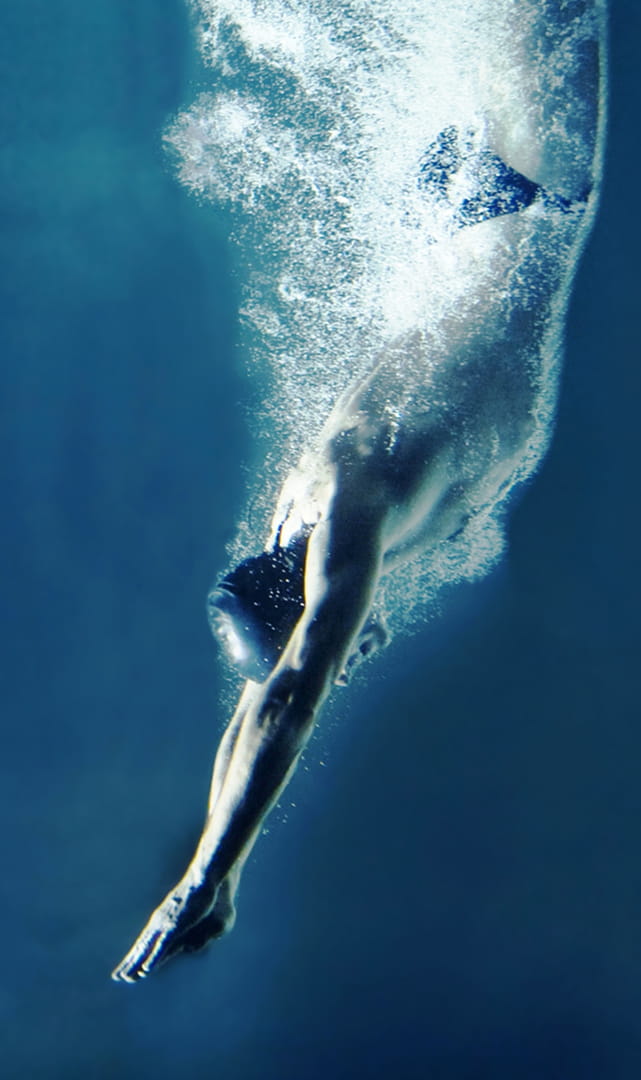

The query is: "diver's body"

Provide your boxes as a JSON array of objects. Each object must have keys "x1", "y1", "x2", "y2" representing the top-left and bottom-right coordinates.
[{"x1": 112, "y1": 2, "x2": 603, "y2": 982}]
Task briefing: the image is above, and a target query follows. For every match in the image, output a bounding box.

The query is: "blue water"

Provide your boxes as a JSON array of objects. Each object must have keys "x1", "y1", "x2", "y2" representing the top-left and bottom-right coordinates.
[{"x1": 1, "y1": 1, "x2": 640, "y2": 1077}]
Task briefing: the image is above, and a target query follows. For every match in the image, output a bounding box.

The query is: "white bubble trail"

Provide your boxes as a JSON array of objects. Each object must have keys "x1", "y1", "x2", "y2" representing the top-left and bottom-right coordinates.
[{"x1": 167, "y1": 0, "x2": 605, "y2": 629}]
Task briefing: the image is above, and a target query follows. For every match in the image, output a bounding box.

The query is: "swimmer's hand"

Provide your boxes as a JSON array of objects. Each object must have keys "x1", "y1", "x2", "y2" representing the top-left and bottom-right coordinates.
[{"x1": 111, "y1": 874, "x2": 221, "y2": 983}]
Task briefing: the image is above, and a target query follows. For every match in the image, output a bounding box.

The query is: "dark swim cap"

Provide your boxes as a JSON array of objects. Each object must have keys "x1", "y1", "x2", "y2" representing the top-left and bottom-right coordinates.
[{"x1": 207, "y1": 531, "x2": 309, "y2": 682}]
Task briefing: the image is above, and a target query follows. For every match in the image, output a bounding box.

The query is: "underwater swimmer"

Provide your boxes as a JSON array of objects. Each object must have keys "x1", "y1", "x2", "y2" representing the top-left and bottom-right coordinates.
[{"x1": 111, "y1": 4, "x2": 603, "y2": 983}]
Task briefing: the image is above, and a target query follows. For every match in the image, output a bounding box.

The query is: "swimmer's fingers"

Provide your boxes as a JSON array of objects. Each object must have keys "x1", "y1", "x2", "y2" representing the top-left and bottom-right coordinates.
[
  {"x1": 111, "y1": 921, "x2": 167, "y2": 984},
  {"x1": 111, "y1": 878, "x2": 218, "y2": 984}
]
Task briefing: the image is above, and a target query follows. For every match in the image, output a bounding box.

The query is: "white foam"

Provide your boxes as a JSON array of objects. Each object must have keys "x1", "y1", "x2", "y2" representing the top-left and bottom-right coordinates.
[{"x1": 169, "y1": 0, "x2": 605, "y2": 628}]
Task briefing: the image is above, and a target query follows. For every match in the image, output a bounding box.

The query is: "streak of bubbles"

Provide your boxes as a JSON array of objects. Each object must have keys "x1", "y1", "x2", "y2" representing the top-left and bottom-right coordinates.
[{"x1": 166, "y1": 0, "x2": 605, "y2": 629}]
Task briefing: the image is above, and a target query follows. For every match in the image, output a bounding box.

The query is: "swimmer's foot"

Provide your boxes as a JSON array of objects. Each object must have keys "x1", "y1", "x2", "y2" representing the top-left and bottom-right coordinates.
[{"x1": 111, "y1": 874, "x2": 221, "y2": 984}]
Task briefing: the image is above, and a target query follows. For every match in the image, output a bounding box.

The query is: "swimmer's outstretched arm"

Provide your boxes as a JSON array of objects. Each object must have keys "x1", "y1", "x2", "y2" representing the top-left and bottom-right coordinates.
[{"x1": 111, "y1": 459, "x2": 385, "y2": 982}]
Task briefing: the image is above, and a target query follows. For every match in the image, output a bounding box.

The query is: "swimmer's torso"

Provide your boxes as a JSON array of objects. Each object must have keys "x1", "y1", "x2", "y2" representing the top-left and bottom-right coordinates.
[{"x1": 270, "y1": 191, "x2": 586, "y2": 572}]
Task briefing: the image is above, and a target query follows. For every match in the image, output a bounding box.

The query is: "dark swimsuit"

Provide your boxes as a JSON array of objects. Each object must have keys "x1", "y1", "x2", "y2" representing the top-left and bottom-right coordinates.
[
  {"x1": 417, "y1": 125, "x2": 580, "y2": 228},
  {"x1": 208, "y1": 129, "x2": 585, "y2": 681}
]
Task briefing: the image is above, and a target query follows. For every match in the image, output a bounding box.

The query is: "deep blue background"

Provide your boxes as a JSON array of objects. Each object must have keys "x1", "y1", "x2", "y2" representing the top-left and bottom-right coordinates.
[{"x1": 1, "y1": 2, "x2": 639, "y2": 1077}]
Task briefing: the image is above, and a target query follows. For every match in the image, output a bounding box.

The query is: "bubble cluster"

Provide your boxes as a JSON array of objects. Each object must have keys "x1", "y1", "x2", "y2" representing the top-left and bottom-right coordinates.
[{"x1": 168, "y1": 0, "x2": 604, "y2": 628}]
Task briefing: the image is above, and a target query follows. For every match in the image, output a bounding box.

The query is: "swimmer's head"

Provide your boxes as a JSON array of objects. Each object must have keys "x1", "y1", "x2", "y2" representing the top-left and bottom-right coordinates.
[{"x1": 207, "y1": 532, "x2": 309, "y2": 682}]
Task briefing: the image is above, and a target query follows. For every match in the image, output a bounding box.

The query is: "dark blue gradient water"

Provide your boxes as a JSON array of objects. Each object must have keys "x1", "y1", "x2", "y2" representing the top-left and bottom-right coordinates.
[{"x1": 1, "y1": 2, "x2": 639, "y2": 1077}]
